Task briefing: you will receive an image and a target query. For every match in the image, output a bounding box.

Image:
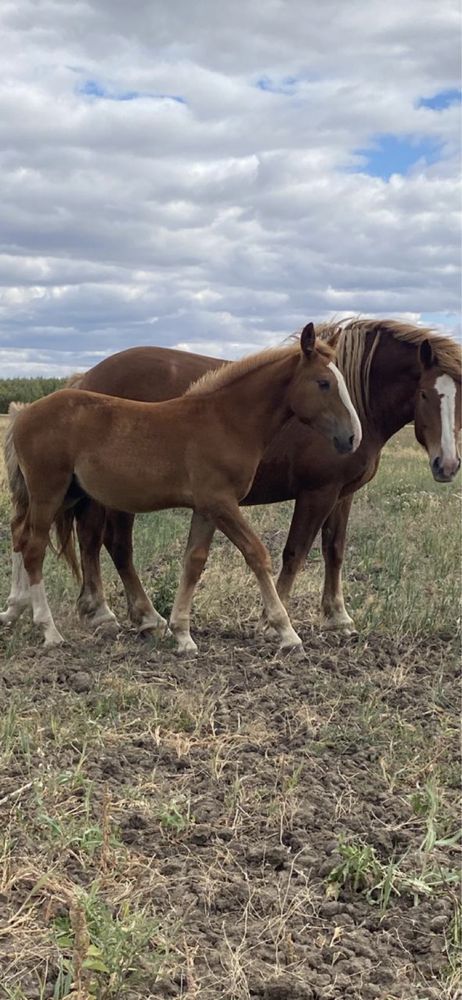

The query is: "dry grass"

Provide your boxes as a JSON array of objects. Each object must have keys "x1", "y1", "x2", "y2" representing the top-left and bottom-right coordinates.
[{"x1": 0, "y1": 423, "x2": 460, "y2": 999}]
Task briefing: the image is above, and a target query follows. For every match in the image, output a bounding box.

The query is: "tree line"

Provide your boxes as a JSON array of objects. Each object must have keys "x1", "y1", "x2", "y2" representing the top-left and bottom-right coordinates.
[{"x1": 0, "y1": 378, "x2": 66, "y2": 413}]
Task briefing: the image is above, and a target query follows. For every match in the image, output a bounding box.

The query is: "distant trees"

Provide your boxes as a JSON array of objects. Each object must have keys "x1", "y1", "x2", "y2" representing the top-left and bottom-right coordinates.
[{"x1": 0, "y1": 378, "x2": 65, "y2": 412}]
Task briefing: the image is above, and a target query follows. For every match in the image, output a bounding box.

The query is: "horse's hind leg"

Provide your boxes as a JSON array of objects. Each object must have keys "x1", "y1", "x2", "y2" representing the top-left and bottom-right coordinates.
[
  {"x1": 104, "y1": 510, "x2": 168, "y2": 635},
  {"x1": 22, "y1": 502, "x2": 67, "y2": 646},
  {"x1": 276, "y1": 487, "x2": 338, "y2": 605},
  {"x1": 0, "y1": 515, "x2": 32, "y2": 625},
  {"x1": 321, "y1": 495, "x2": 355, "y2": 630},
  {"x1": 170, "y1": 512, "x2": 216, "y2": 654},
  {"x1": 75, "y1": 498, "x2": 119, "y2": 630}
]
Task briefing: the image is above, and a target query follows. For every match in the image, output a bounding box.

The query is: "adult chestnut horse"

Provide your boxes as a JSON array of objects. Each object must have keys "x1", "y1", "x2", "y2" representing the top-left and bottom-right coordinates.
[
  {"x1": 1, "y1": 324, "x2": 361, "y2": 652},
  {"x1": 55, "y1": 318, "x2": 461, "y2": 637}
]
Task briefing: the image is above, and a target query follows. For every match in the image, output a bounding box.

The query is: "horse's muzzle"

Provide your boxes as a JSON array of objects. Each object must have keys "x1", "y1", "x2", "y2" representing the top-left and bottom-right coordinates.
[
  {"x1": 333, "y1": 434, "x2": 355, "y2": 455},
  {"x1": 431, "y1": 455, "x2": 461, "y2": 482}
]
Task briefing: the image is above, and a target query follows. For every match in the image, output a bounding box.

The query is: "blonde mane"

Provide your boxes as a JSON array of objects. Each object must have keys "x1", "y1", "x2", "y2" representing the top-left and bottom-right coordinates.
[
  {"x1": 186, "y1": 338, "x2": 333, "y2": 397},
  {"x1": 66, "y1": 372, "x2": 85, "y2": 389},
  {"x1": 316, "y1": 318, "x2": 461, "y2": 425}
]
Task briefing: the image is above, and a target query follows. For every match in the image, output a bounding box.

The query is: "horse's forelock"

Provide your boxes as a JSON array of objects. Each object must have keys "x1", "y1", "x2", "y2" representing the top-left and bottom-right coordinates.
[{"x1": 316, "y1": 317, "x2": 461, "y2": 423}]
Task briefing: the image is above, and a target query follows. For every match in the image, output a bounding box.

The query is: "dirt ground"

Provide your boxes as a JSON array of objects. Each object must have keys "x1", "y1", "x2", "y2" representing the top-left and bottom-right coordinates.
[{"x1": 0, "y1": 610, "x2": 459, "y2": 999}]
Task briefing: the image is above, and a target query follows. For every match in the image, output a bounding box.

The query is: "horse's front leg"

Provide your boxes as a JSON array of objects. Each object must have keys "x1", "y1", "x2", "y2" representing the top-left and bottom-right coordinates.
[
  {"x1": 276, "y1": 487, "x2": 339, "y2": 605},
  {"x1": 104, "y1": 510, "x2": 168, "y2": 636},
  {"x1": 320, "y1": 494, "x2": 355, "y2": 630},
  {"x1": 169, "y1": 512, "x2": 216, "y2": 655},
  {"x1": 211, "y1": 502, "x2": 303, "y2": 653}
]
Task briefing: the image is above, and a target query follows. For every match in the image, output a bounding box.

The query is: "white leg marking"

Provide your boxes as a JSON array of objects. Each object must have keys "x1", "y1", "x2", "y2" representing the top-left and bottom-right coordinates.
[
  {"x1": 170, "y1": 512, "x2": 215, "y2": 656},
  {"x1": 170, "y1": 578, "x2": 199, "y2": 655},
  {"x1": 328, "y1": 362, "x2": 362, "y2": 451},
  {"x1": 30, "y1": 582, "x2": 64, "y2": 646},
  {"x1": 0, "y1": 552, "x2": 31, "y2": 624},
  {"x1": 436, "y1": 374, "x2": 457, "y2": 464}
]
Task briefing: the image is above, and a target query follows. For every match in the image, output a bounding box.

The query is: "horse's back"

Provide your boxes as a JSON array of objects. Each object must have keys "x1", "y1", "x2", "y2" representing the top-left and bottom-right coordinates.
[{"x1": 78, "y1": 346, "x2": 221, "y2": 401}]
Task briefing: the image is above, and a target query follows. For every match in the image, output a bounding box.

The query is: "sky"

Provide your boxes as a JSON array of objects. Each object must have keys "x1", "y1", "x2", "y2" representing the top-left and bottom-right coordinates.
[{"x1": 0, "y1": 0, "x2": 460, "y2": 376}]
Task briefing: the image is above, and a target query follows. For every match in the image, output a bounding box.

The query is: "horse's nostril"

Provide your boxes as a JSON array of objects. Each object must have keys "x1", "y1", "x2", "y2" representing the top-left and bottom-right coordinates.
[
  {"x1": 349, "y1": 434, "x2": 354, "y2": 448},
  {"x1": 432, "y1": 456, "x2": 440, "y2": 473},
  {"x1": 333, "y1": 435, "x2": 353, "y2": 455}
]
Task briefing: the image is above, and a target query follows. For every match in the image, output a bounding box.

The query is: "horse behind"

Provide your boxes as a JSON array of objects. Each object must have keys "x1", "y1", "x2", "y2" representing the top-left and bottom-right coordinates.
[{"x1": 1, "y1": 323, "x2": 361, "y2": 652}]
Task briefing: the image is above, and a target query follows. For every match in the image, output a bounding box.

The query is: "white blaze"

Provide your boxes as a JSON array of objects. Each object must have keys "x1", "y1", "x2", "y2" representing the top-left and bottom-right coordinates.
[
  {"x1": 435, "y1": 374, "x2": 457, "y2": 463},
  {"x1": 328, "y1": 362, "x2": 362, "y2": 451}
]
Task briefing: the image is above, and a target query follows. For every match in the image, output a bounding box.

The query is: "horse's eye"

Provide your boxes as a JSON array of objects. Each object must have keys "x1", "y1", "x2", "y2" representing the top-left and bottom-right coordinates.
[{"x1": 318, "y1": 379, "x2": 330, "y2": 390}]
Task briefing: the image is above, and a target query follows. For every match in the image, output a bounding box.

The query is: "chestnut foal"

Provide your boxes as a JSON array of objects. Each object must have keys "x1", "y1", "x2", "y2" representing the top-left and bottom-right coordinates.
[{"x1": 1, "y1": 324, "x2": 361, "y2": 652}]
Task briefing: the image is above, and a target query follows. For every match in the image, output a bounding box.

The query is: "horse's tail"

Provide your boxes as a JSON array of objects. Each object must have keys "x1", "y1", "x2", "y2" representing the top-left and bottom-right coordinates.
[
  {"x1": 3, "y1": 402, "x2": 30, "y2": 525},
  {"x1": 54, "y1": 506, "x2": 81, "y2": 580},
  {"x1": 52, "y1": 371, "x2": 87, "y2": 579},
  {"x1": 4, "y1": 401, "x2": 82, "y2": 579}
]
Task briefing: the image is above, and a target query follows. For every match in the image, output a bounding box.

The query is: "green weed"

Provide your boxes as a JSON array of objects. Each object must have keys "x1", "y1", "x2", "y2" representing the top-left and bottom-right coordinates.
[{"x1": 52, "y1": 883, "x2": 162, "y2": 998}]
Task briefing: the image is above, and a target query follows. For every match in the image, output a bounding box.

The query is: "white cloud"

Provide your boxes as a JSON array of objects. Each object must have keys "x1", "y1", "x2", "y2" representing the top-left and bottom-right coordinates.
[{"x1": 0, "y1": 0, "x2": 460, "y2": 375}]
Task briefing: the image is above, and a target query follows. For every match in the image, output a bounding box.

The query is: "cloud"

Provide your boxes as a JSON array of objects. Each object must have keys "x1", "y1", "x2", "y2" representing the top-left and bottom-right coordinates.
[{"x1": 0, "y1": 0, "x2": 460, "y2": 375}]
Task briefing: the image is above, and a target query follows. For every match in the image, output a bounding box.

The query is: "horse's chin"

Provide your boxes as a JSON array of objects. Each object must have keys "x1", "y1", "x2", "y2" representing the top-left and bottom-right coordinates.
[
  {"x1": 429, "y1": 454, "x2": 460, "y2": 483},
  {"x1": 431, "y1": 470, "x2": 457, "y2": 484}
]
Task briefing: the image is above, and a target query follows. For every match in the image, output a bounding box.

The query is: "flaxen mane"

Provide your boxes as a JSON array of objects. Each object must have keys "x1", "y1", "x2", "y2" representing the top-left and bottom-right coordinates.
[
  {"x1": 186, "y1": 339, "x2": 334, "y2": 397},
  {"x1": 317, "y1": 318, "x2": 462, "y2": 425},
  {"x1": 66, "y1": 372, "x2": 85, "y2": 389}
]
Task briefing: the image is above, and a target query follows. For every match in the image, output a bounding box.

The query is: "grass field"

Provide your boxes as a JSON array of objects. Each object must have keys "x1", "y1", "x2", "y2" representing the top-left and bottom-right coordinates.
[{"x1": 0, "y1": 420, "x2": 460, "y2": 999}]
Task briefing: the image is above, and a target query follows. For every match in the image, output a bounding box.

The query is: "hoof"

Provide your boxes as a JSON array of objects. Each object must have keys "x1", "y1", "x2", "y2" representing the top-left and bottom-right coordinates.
[
  {"x1": 0, "y1": 604, "x2": 28, "y2": 625},
  {"x1": 138, "y1": 618, "x2": 171, "y2": 640},
  {"x1": 94, "y1": 620, "x2": 120, "y2": 639},
  {"x1": 175, "y1": 638, "x2": 199, "y2": 658},
  {"x1": 341, "y1": 626, "x2": 358, "y2": 637},
  {"x1": 321, "y1": 618, "x2": 357, "y2": 634},
  {"x1": 44, "y1": 633, "x2": 65, "y2": 648},
  {"x1": 78, "y1": 602, "x2": 117, "y2": 625}
]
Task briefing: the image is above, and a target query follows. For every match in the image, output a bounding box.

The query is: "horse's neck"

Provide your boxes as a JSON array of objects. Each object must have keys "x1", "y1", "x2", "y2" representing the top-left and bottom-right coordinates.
[
  {"x1": 365, "y1": 337, "x2": 419, "y2": 445},
  {"x1": 216, "y1": 353, "x2": 297, "y2": 447}
]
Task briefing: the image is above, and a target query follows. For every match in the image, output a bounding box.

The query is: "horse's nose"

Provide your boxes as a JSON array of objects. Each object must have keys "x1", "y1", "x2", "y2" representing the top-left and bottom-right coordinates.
[
  {"x1": 448, "y1": 456, "x2": 461, "y2": 478},
  {"x1": 333, "y1": 434, "x2": 353, "y2": 455},
  {"x1": 432, "y1": 455, "x2": 461, "y2": 481}
]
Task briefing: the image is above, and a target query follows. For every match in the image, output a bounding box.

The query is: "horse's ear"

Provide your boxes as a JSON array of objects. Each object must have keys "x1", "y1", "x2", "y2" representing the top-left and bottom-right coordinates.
[
  {"x1": 301, "y1": 322, "x2": 316, "y2": 358},
  {"x1": 420, "y1": 339, "x2": 435, "y2": 370}
]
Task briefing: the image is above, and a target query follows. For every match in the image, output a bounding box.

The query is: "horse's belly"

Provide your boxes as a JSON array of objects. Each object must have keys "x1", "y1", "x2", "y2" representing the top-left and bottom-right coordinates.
[{"x1": 74, "y1": 456, "x2": 191, "y2": 513}]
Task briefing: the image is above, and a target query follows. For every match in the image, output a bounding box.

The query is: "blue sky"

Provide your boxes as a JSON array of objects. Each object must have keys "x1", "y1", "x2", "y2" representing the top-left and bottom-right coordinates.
[
  {"x1": 356, "y1": 134, "x2": 443, "y2": 180},
  {"x1": 0, "y1": 0, "x2": 460, "y2": 374},
  {"x1": 418, "y1": 87, "x2": 461, "y2": 110},
  {"x1": 77, "y1": 79, "x2": 186, "y2": 103}
]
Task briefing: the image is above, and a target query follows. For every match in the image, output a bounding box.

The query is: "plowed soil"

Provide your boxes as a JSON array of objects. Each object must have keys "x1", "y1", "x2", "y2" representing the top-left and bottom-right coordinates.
[{"x1": 0, "y1": 614, "x2": 459, "y2": 999}]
